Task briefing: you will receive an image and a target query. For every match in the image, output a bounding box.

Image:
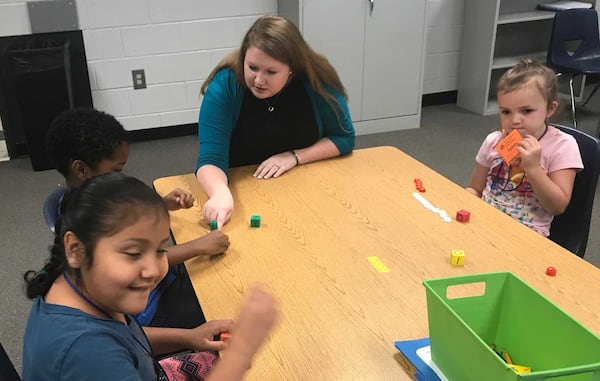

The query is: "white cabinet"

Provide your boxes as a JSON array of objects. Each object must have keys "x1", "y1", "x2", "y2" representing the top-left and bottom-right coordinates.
[
  {"x1": 279, "y1": 0, "x2": 426, "y2": 134},
  {"x1": 457, "y1": 0, "x2": 597, "y2": 116}
]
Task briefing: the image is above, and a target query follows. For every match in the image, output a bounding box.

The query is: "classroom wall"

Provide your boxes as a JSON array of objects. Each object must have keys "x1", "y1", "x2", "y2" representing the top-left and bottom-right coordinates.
[
  {"x1": 0, "y1": 0, "x2": 276, "y2": 131},
  {"x1": 422, "y1": 0, "x2": 464, "y2": 95},
  {"x1": 0, "y1": 0, "x2": 463, "y2": 130}
]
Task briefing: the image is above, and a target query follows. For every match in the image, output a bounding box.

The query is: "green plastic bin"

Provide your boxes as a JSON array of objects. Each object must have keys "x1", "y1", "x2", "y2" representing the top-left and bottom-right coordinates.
[{"x1": 423, "y1": 272, "x2": 600, "y2": 381}]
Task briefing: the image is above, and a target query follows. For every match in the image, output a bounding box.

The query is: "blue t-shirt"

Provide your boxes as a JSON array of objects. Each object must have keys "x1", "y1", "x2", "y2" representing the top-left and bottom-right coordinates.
[{"x1": 23, "y1": 298, "x2": 156, "y2": 381}]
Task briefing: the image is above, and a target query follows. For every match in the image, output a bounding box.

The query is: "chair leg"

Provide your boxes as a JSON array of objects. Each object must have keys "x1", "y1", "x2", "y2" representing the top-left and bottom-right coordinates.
[
  {"x1": 569, "y1": 75, "x2": 577, "y2": 128},
  {"x1": 581, "y1": 81, "x2": 600, "y2": 107}
]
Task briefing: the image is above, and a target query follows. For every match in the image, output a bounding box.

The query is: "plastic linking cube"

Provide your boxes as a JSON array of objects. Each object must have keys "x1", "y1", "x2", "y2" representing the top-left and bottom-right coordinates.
[
  {"x1": 456, "y1": 209, "x2": 471, "y2": 223},
  {"x1": 250, "y1": 215, "x2": 261, "y2": 228},
  {"x1": 210, "y1": 220, "x2": 218, "y2": 231},
  {"x1": 451, "y1": 249, "x2": 465, "y2": 266},
  {"x1": 414, "y1": 178, "x2": 426, "y2": 192}
]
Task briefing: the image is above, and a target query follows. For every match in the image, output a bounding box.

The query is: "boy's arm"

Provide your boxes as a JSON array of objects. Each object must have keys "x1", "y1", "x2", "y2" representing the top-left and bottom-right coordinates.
[
  {"x1": 163, "y1": 188, "x2": 194, "y2": 210},
  {"x1": 166, "y1": 231, "x2": 230, "y2": 265}
]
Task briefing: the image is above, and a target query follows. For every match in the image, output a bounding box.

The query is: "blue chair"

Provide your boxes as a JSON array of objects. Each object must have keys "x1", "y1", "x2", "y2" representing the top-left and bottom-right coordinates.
[
  {"x1": 549, "y1": 124, "x2": 600, "y2": 257},
  {"x1": 0, "y1": 343, "x2": 21, "y2": 381},
  {"x1": 547, "y1": 8, "x2": 600, "y2": 128},
  {"x1": 43, "y1": 187, "x2": 66, "y2": 234}
]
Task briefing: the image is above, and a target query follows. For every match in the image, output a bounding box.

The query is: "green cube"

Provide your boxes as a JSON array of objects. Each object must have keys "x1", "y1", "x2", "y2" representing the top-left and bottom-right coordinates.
[
  {"x1": 210, "y1": 220, "x2": 218, "y2": 231},
  {"x1": 250, "y1": 215, "x2": 261, "y2": 228}
]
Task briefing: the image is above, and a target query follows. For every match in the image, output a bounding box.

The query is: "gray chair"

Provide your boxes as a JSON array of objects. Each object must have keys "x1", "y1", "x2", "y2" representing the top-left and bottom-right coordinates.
[{"x1": 549, "y1": 124, "x2": 600, "y2": 257}]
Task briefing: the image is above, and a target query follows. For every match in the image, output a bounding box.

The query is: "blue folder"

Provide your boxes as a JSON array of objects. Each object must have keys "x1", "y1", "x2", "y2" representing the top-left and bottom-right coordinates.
[{"x1": 394, "y1": 338, "x2": 442, "y2": 381}]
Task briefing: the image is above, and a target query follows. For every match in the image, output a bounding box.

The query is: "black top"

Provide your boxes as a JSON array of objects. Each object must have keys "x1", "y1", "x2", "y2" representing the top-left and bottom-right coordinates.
[{"x1": 229, "y1": 76, "x2": 319, "y2": 168}]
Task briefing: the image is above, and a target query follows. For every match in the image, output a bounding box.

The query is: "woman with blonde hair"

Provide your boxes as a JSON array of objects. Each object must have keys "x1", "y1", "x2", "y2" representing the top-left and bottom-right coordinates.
[{"x1": 196, "y1": 15, "x2": 355, "y2": 228}]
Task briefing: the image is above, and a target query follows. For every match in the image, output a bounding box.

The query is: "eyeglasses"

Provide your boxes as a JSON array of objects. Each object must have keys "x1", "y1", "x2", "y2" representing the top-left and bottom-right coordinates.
[{"x1": 489, "y1": 161, "x2": 532, "y2": 195}]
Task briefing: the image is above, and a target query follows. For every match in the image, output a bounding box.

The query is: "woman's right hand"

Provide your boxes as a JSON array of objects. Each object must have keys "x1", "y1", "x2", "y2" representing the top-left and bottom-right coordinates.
[{"x1": 202, "y1": 190, "x2": 234, "y2": 229}]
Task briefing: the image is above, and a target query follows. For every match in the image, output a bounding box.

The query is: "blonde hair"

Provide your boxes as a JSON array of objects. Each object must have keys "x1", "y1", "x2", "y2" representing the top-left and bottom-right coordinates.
[
  {"x1": 201, "y1": 15, "x2": 347, "y2": 115},
  {"x1": 496, "y1": 59, "x2": 558, "y2": 106}
]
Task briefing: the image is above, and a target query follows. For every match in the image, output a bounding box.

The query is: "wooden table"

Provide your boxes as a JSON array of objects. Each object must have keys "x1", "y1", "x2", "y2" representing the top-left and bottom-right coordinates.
[{"x1": 154, "y1": 146, "x2": 600, "y2": 380}]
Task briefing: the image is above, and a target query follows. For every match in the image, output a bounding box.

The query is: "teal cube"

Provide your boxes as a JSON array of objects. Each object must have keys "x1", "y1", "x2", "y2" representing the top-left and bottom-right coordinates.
[
  {"x1": 210, "y1": 220, "x2": 218, "y2": 231},
  {"x1": 250, "y1": 215, "x2": 261, "y2": 228}
]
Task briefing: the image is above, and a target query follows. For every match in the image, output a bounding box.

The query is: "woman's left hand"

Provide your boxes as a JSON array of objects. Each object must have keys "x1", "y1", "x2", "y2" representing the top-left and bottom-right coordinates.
[{"x1": 254, "y1": 152, "x2": 298, "y2": 179}]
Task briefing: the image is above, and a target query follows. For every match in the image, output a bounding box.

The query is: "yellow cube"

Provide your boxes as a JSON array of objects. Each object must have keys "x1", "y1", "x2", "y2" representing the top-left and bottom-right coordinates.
[{"x1": 451, "y1": 249, "x2": 465, "y2": 266}]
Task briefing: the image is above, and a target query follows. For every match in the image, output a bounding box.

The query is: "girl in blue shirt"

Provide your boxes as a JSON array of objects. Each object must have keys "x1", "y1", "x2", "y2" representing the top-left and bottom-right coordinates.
[{"x1": 23, "y1": 172, "x2": 277, "y2": 380}]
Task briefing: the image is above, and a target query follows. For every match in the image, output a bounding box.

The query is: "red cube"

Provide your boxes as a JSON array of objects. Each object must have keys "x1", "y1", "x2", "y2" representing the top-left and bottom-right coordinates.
[{"x1": 456, "y1": 209, "x2": 470, "y2": 222}]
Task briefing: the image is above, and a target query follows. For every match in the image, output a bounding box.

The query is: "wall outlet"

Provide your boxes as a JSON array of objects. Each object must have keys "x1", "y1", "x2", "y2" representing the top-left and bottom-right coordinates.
[{"x1": 132, "y1": 69, "x2": 146, "y2": 89}]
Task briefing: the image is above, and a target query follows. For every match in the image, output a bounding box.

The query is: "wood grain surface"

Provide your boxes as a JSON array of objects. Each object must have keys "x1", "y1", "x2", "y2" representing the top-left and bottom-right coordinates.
[{"x1": 154, "y1": 146, "x2": 600, "y2": 380}]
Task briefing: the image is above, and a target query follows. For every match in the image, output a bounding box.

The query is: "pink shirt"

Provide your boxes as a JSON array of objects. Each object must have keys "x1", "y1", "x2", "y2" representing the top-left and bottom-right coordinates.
[{"x1": 475, "y1": 126, "x2": 583, "y2": 236}]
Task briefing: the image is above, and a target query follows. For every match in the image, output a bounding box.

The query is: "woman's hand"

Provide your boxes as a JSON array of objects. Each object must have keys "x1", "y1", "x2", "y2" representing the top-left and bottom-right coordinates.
[
  {"x1": 163, "y1": 188, "x2": 194, "y2": 210},
  {"x1": 254, "y1": 151, "x2": 298, "y2": 179},
  {"x1": 202, "y1": 190, "x2": 234, "y2": 229}
]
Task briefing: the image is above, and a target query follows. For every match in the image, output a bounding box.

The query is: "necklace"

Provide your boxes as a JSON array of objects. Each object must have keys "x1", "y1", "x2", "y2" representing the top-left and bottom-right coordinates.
[
  {"x1": 63, "y1": 273, "x2": 113, "y2": 319},
  {"x1": 538, "y1": 125, "x2": 549, "y2": 140},
  {"x1": 264, "y1": 91, "x2": 283, "y2": 112}
]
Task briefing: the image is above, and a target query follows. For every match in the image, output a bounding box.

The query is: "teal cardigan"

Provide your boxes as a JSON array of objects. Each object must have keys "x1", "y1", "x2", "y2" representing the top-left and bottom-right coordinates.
[{"x1": 195, "y1": 68, "x2": 355, "y2": 174}]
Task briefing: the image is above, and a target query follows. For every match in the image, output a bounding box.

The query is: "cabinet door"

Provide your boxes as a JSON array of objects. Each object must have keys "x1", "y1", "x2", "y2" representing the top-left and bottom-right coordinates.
[
  {"x1": 302, "y1": 0, "x2": 366, "y2": 121},
  {"x1": 362, "y1": 0, "x2": 425, "y2": 120}
]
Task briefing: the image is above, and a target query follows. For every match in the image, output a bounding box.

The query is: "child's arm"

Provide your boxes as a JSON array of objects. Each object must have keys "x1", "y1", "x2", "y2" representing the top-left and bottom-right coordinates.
[
  {"x1": 205, "y1": 287, "x2": 278, "y2": 381},
  {"x1": 518, "y1": 136, "x2": 577, "y2": 215},
  {"x1": 466, "y1": 163, "x2": 489, "y2": 197},
  {"x1": 144, "y1": 319, "x2": 234, "y2": 355},
  {"x1": 166, "y1": 230, "x2": 230, "y2": 265},
  {"x1": 163, "y1": 188, "x2": 194, "y2": 210},
  {"x1": 522, "y1": 167, "x2": 576, "y2": 215}
]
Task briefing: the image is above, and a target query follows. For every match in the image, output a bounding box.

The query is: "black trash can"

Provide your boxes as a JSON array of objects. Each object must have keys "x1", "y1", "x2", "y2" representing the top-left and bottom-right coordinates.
[{"x1": 5, "y1": 37, "x2": 73, "y2": 171}]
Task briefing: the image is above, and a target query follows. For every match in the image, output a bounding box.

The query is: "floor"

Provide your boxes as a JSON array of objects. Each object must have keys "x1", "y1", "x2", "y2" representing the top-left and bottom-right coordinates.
[{"x1": 1, "y1": 101, "x2": 599, "y2": 373}]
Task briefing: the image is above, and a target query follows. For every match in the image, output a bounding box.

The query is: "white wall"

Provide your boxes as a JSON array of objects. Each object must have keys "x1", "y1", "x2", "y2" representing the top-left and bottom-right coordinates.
[
  {"x1": 0, "y1": 0, "x2": 462, "y2": 131},
  {"x1": 0, "y1": 0, "x2": 276, "y2": 131},
  {"x1": 422, "y1": 0, "x2": 464, "y2": 94}
]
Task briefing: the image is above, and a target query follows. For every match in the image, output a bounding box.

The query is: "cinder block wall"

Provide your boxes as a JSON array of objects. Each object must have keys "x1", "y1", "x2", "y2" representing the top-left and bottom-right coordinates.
[{"x1": 0, "y1": 0, "x2": 465, "y2": 132}]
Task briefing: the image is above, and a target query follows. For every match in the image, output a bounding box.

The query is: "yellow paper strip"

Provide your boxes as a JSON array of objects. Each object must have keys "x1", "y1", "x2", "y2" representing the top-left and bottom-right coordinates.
[{"x1": 367, "y1": 256, "x2": 389, "y2": 273}]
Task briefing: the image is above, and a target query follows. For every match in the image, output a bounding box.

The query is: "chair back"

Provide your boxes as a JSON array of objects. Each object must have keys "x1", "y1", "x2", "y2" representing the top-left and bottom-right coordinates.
[
  {"x1": 547, "y1": 8, "x2": 600, "y2": 73},
  {"x1": 43, "y1": 187, "x2": 66, "y2": 234},
  {"x1": 0, "y1": 343, "x2": 21, "y2": 381},
  {"x1": 549, "y1": 124, "x2": 600, "y2": 257}
]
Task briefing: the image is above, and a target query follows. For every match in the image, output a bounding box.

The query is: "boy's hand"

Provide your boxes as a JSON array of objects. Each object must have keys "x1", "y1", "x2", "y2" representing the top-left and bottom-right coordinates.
[
  {"x1": 193, "y1": 230, "x2": 230, "y2": 256},
  {"x1": 164, "y1": 188, "x2": 194, "y2": 210}
]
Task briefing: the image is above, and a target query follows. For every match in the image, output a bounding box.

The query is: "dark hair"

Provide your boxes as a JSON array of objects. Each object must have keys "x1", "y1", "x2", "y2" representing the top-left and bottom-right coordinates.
[
  {"x1": 202, "y1": 15, "x2": 347, "y2": 107},
  {"x1": 46, "y1": 108, "x2": 129, "y2": 177},
  {"x1": 24, "y1": 172, "x2": 169, "y2": 299}
]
